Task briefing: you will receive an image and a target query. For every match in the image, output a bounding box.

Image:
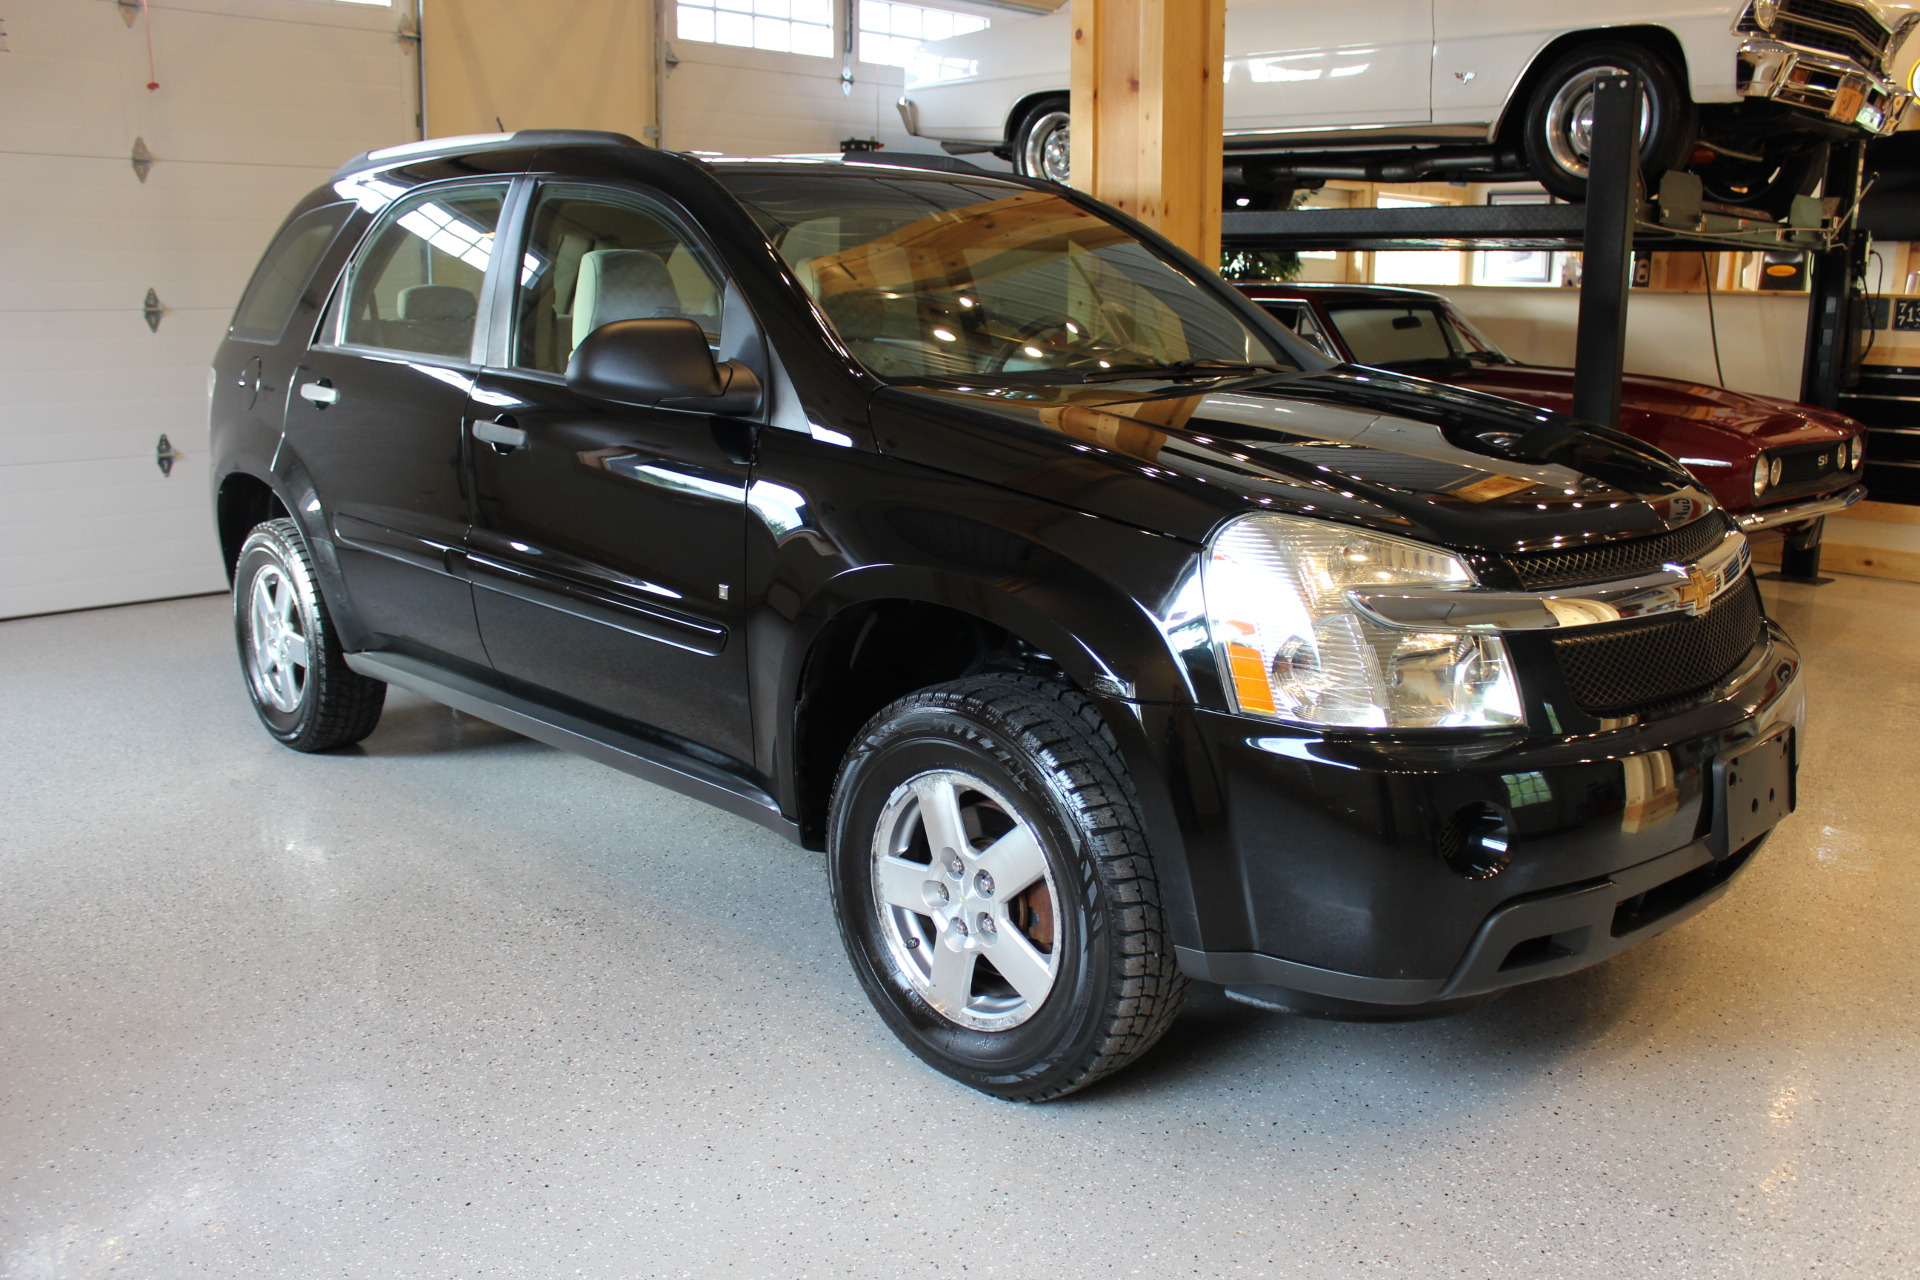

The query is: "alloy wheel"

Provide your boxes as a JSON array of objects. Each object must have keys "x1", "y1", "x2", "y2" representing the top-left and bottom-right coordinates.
[
  {"x1": 870, "y1": 768, "x2": 1060, "y2": 1032},
  {"x1": 246, "y1": 564, "x2": 310, "y2": 713}
]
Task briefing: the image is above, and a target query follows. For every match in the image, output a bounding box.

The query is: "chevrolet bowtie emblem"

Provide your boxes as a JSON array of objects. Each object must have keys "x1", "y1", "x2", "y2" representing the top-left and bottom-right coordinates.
[{"x1": 1674, "y1": 564, "x2": 1718, "y2": 613}]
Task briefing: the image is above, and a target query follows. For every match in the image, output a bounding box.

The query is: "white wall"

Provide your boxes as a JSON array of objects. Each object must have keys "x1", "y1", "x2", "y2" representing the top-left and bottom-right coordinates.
[
  {"x1": 0, "y1": 0, "x2": 416, "y2": 619},
  {"x1": 1434, "y1": 285, "x2": 1812, "y2": 402}
]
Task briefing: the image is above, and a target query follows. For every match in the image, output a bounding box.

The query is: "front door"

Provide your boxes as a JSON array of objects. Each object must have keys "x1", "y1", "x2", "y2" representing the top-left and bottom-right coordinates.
[
  {"x1": 285, "y1": 181, "x2": 510, "y2": 668},
  {"x1": 464, "y1": 182, "x2": 755, "y2": 766},
  {"x1": 1224, "y1": 1, "x2": 1434, "y2": 133}
]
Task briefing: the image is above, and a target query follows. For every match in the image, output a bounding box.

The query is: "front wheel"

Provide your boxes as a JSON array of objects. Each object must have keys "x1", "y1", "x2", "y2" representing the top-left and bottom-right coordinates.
[
  {"x1": 233, "y1": 518, "x2": 385, "y2": 752},
  {"x1": 1521, "y1": 42, "x2": 1695, "y2": 202},
  {"x1": 828, "y1": 675, "x2": 1186, "y2": 1101},
  {"x1": 1013, "y1": 97, "x2": 1071, "y2": 184}
]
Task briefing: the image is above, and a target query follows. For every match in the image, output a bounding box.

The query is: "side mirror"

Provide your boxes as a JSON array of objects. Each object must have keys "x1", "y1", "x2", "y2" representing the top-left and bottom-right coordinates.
[{"x1": 567, "y1": 317, "x2": 762, "y2": 416}]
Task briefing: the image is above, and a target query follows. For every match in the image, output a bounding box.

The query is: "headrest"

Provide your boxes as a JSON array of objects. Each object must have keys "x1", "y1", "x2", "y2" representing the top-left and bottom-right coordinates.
[
  {"x1": 398, "y1": 284, "x2": 476, "y2": 322},
  {"x1": 573, "y1": 250, "x2": 681, "y2": 349}
]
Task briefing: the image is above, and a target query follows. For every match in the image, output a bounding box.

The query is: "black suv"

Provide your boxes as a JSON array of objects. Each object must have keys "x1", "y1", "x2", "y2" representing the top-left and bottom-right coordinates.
[{"x1": 211, "y1": 131, "x2": 1802, "y2": 1100}]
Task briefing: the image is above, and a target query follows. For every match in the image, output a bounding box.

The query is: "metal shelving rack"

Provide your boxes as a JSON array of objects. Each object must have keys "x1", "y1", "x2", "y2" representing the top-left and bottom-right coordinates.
[{"x1": 1218, "y1": 77, "x2": 1868, "y2": 582}]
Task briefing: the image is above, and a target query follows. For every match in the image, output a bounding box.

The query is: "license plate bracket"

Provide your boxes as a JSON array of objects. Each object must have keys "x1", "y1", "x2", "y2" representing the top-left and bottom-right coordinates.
[
  {"x1": 1714, "y1": 730, "x2": 1795, "y2": 857},
  {"x1": 1830, "y1": 84, "x2": 1866, "y2": 122}
]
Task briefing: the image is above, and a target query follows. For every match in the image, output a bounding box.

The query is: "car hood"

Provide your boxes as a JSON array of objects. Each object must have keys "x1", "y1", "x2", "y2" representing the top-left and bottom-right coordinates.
[
  {"x1": 1442, "y1": 364, "x2": 1859, "y2": 453},
  {"x1": 870, "y1": 368, "x2": 1718, "y2": 555}
]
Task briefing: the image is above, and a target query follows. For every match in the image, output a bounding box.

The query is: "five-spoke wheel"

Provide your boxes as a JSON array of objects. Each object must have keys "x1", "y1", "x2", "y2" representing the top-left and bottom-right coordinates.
[
  {"x1": 830, "y1": 674, "x2": 1186, "y2": 1101},
  {"x1": 233, "y1": 517, "x2": 385, "y2": 752},
  {"x1": 872, "y1": 769, "x2": 1061, "y2": 1031}
]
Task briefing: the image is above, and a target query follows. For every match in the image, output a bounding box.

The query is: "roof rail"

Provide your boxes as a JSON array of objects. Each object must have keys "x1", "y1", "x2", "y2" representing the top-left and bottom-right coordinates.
[
  {"x1": 330, "y1": 129, "x2": 643, "y2": 181},
  {"x1": 836, "y1": 150, "x2": 998, "y2": 177}
]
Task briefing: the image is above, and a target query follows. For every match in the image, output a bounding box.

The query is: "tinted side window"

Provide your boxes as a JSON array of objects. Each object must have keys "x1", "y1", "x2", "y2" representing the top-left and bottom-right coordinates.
[
  {"x1": 514, "y1": 185, "x2": 724, "y2": 375},
  {"x1": 338, "y1": 184, "x2": 507, "y2": 361},
  {"x1": 230, "y1": 205, "x2": 349, "y2": 343}
]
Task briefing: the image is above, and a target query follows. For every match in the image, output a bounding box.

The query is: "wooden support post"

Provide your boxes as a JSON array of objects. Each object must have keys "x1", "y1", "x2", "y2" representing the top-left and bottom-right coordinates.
[{"x1": 1068, "y1": 0, "x2": 1225, "y2": 268}]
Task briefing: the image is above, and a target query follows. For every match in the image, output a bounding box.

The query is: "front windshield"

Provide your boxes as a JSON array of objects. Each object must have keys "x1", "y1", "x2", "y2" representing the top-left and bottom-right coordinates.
[
  {"x1": 718, "y1": 170, "x2": 1292, "y2": 382},
  {"x1": 1323, "y1": 300, "x2": 1513, "y2": 374}
]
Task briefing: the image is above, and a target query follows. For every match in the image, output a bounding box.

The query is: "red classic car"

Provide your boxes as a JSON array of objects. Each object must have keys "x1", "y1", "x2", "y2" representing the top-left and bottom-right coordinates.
[{"x1": 1238, "y1": 282, "x2": 1867, "y2": 533}]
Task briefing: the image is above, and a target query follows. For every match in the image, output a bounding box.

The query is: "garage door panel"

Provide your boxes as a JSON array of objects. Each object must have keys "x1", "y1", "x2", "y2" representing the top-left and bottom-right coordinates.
[
  {"x1": 0, "y1": 307, "x2": 229, "y2": 380},
  {"x1": 662, "y1": 34, "x2": 913, "y2": 156},
  {"x1": 12, "y1": 2, "x2": 412, "y2": 165},
  {"x1": 0, "y1": 451, "x2": 225, "y2": 618},
  {"x1": 0, "y1": 155, "x2": 342, "y2": 315},
  {"x1": 3, "y1": 1, "x2": 413, "y2": 617}
]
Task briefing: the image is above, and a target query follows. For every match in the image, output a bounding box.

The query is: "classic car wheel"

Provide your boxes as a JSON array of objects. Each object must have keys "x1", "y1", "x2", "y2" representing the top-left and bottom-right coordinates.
[
  {"x1": 827, "y1": 674, "x2": 1186, "y2": 1100},
  {"x1": 1014, "y1": 97, "x2": 1072, "y2": 184},
  {"x1": 1522, "y1": 43, "x2": 1694, "y2": 202},
  {"x1": 233, "y1": 518, "x2": 385, "y2": 752}
]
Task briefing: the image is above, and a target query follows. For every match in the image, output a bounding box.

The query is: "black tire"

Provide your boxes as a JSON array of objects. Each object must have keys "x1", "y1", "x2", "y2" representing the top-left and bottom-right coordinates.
[
  {"x1": 1701, "y1": 142, "x2": 1827, "y2": 220},
  {"x1": 233, "y1": 518, "x2": 385, "y2": 752},
  {"x1": 828, "y1": 674, "x2": 1187, "y2": 1101},
  {"x1": 1521, "y1": 42, "x2": 1695, "y2": 202},
  {"x1": 1012, "y1": 96, "x2": 1072, "y2": 184}
]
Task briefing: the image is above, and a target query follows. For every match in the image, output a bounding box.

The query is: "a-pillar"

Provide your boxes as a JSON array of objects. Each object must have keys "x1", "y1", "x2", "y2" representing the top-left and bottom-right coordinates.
[{"x1": 1068, "y1": 0, "x2": 1226, "y2": 268}]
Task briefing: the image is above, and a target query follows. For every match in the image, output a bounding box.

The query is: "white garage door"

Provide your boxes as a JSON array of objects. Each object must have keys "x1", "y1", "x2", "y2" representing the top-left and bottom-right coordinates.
[
  {"x1": 0, "y1": 0, "x2": 417, "y2": 619},
  {"x1": 661, "y1": 0, "x2": 1001, "y2": 158}
]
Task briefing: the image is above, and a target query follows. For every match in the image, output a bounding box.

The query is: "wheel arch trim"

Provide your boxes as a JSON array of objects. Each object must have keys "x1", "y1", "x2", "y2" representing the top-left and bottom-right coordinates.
[{"x1": 1492, "y1": 25, "x2": 1695, "y2": 145}]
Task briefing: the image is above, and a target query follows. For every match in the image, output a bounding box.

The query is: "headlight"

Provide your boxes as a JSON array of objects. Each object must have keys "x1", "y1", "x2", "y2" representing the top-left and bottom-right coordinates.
[
  {"x1": 1851, "y1": 435, "x2": 1865, "y2": 469},
  {"x1": 1753, "y1": 455, "x2": 1770, "y2": 498},
  {"x1": 1753, "y1": 0, "x2": 1780, "y2": 32},
  {"x1": 1203, "y1": 514, "x2": 1524, "y2": 729}
]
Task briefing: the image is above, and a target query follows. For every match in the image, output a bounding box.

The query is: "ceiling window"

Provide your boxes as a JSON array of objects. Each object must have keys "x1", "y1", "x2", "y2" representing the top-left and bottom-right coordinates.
[
  {"x1": 860, "y1": 1, "x2": 987, "y2": 69},
  {"x1": 677, "y1": 0, "x2": 835, "y2": 58}
]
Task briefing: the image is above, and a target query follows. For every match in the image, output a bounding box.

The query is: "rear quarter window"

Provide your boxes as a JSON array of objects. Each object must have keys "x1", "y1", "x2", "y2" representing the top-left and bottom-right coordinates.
[{"x1": 229, "y1": 205, "x2": 350, "y2": 343}]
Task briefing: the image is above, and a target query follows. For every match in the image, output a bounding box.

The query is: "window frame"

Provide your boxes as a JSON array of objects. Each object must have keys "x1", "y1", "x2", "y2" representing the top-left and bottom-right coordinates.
[
  {"x1": 498, "y1": 178, "x2": 735, "y2": 381},
  {"x1": 314, "y1": 177, "x2": 517, "y2": 369}
]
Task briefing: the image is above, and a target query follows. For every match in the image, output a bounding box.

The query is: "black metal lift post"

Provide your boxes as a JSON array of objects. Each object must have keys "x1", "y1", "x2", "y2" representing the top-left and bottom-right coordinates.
[
  {"x1": 1778, "y1": 141, "x2": 1871, "y2": 583},
  {"x1": 1220, "y1": 91, "x2": 1865, "y2": 590},
  {"x1": 1571, "y1": 76, "x2": 1642, "y2": 431}
]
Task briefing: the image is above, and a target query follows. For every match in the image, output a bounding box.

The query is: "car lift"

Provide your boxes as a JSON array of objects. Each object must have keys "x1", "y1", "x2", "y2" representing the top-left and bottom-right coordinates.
[{"x1": 1219, "y1": 77, "x2": 1871, "y2": 584}]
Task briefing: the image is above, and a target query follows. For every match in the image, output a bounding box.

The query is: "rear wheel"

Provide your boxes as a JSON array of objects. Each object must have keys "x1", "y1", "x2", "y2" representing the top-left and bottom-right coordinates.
[
  {"x1": 233, "y1": 518, "x2": 385, "y2": 752},
  {"x1": 1521, "y1": 42, "x2": 1695, "y2": 202},
  {"x1": 828, "y1": 674, "x2": 1186, "y2": 1100},
  {"x1": 1013, "y1": 97, "x2": 1072, "y2": 184}
]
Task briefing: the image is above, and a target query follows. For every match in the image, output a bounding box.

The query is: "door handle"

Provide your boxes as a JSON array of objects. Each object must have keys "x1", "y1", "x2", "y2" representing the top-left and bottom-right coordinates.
[
  {"x1": 472, "y1": 415, "x2": 527, "y2": 452},
  {"x1": 298, "y1": 380, "x2": 338, "y2": 406}
]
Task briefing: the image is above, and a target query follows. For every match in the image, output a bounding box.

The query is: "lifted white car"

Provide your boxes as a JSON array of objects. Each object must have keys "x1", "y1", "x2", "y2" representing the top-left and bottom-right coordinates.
[{"x1": 899, "y1": 1, "x2": 1918, "y2": 211}]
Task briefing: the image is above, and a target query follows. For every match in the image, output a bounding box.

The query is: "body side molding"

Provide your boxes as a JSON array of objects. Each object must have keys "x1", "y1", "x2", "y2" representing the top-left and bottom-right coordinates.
[{"x1": 343, "y1": 650, "x2": 799, "y2": 842}]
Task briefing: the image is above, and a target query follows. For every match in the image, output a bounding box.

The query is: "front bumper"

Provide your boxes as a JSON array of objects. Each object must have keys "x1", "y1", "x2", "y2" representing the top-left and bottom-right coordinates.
[
  {"x1": 1159, "y1": 621, "x2": 1804, "y2": 1007},
  {"x1": 1736, "y1": 481, "x2": 1866, "y2": 532},
  {"x1": 1739, "y1": 40, "x2": 1911, "y2": 135}
]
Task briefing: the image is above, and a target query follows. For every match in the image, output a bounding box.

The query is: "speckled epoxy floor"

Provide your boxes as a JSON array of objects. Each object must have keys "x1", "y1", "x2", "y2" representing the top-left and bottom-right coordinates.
[{"x1": 3, "y1": 574, "x2": 1918, "y2": 1279}]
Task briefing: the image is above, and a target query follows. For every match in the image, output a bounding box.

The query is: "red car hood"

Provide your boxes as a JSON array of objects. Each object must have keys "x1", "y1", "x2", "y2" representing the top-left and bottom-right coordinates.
[{"x1": 1439, "y1": 364, "x2": 1859, "y2": 513}]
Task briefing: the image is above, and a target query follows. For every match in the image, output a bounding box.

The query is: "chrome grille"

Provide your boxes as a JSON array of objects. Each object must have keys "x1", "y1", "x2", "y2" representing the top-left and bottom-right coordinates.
[{"x1": 1740, "y1": 0, "x2": 1893, "y2": 71}]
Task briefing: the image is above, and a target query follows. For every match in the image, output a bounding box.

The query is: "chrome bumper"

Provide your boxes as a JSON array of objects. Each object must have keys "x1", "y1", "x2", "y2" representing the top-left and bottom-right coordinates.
[
  {"x1": 1739, "y1": 40, "x2": 1911, "y2": 135},
  {"x1": 1736, "y1": 482, "x2": 1867, "y2": 532}
]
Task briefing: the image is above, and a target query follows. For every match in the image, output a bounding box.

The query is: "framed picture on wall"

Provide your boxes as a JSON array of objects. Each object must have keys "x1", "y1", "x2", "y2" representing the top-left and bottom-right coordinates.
[{"x1": 1477, "y1": 191, "x2": 1560, "y2": 286}]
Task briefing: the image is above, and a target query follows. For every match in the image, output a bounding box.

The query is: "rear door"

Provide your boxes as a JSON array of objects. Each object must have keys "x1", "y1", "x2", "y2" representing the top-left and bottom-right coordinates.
[
  {"x1": 463, "y1": 181, "x2": 756, "y2": 766},
  {"x1": 283, "y1": 180, "x2": 511, "y2": 668}
]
